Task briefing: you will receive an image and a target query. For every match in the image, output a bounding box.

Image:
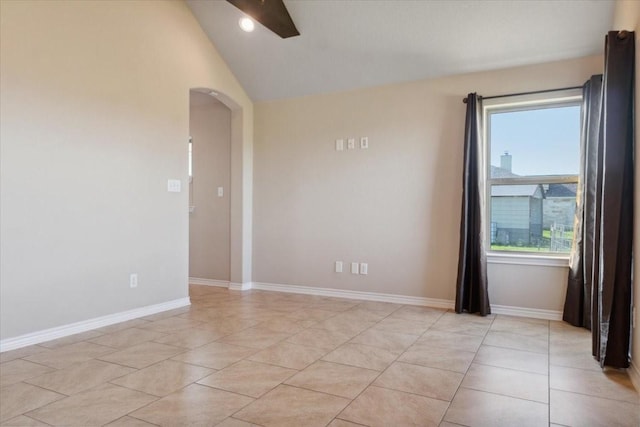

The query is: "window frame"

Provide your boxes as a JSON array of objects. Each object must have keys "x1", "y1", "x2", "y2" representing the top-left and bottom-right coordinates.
[{"x1": 482, "y1": 90, "x2": 583, "y2": 260}]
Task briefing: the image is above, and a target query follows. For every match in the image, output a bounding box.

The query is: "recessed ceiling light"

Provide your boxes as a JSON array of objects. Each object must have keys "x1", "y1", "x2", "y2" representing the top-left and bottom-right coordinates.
[{"x1": 239, "y1": 17, "x2": 255, "y2": 32}]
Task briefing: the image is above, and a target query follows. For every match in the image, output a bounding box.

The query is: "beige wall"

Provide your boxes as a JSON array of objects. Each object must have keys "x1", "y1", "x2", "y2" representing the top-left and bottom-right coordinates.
[
  {"x1": 613, "y1": 0, "x2": 640, "y2": 381},
  {"x1": 189, "y1": 92, "x2": 231, "y2": 281},
  {"x1": 254, "y1": 55, "x2": 602, "y2": 309},
  {"x1": 0, "y1": 0, "x2": 253, "y2": 340},
  {"x1": 488, "y1": 263, "x2": 568, "y2": 311}
]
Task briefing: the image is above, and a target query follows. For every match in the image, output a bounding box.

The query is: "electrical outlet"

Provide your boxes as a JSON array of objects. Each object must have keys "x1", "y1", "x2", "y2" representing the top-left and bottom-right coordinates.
[
  {"x1": 360, "y1": 137, "x2": 369, "y2": 149},
  {"x1": 351, "y1": 262, "x2": 359, "y2": 274},
  {"x1": 336, "y1": 139, "x2": 344, "y2": 151},
  {"x1": 130, "y1": 273, "x2": 138, "y2": 288},
  {"x1": 347, "y1": 138, "x2": 355, "y2": 150}
]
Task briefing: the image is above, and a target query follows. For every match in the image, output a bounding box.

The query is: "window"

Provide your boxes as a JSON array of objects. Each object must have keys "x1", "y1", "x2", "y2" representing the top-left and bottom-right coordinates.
[{"x1": 484, "y1": 91, "x2": 582, "y2": 255}]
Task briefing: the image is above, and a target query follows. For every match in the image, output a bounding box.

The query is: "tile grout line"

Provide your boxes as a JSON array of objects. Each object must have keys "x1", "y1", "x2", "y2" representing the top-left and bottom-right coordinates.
[
  {"x1": 6, "y1": 288, "x2": 637, "y2": 426},
  {"x1": 439, "y1": 311, "x2": 497, "y2": 424},
  {"x1": 290, "y1": 302, "x2": 419, "y2": 424},
  {"x1": 548, "y1": 386, "x2": 640, "y2": 405},
  {"x1": 112, "y1": 413, "x2": 162, "y2": 427},
  {"x1": 328, "y1": 303, "x2": 422, "y2": 423},
  {"x1": 181, "y1": 301, "x2": 373, "y2": 426},
  {"x1": 6, "y1": 412, "x2": 56, "y2": 427},
  {"x1": 455, "y1": 319, "x2": 554, "y2": 408},
  {"x1": 336, "y1": 306, "x2": 450, "y2": 424}
]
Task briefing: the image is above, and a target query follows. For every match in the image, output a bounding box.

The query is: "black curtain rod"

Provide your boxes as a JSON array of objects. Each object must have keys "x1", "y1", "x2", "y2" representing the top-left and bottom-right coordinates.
[{"x1": 462, "y1": 85, "x2": 583, "y2": 104}]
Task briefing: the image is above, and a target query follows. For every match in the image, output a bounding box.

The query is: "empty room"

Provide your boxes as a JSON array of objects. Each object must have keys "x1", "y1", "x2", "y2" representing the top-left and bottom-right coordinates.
[{"x1": 1, "y1": 0, "x2": 639, "y2": 426}]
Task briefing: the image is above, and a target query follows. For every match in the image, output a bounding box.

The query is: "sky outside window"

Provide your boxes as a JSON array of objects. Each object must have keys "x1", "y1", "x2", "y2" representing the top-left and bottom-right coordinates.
[{"x1": 490, "y1": 105, "x2": 581, "y2": 176}]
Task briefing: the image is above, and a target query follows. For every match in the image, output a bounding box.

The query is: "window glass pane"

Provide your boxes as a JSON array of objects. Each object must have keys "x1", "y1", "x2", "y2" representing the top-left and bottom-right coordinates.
[
  {"x1": 490, "y1": 105, "x2": 581, "y2": 178},
  {"x1": 490, "y1": 183, "x2": 575, "y2": 253}
]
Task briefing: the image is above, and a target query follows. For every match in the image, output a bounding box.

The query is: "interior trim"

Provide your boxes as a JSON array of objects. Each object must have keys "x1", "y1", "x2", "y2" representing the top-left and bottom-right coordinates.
[
  {"x1": 251, "y1": 281, "x2": 454, "y2": 309},
  {"x1": 229, "y1": 282, "x2": 252, "y2": 291},
  {"x1": 0, "y1": 297, "x2": 191, "y2": 353},
  {"x1": 628, "y1": 361, "x2": 640, "y2": 394},
  {"x1": 487, "y1": 253, "x2": 570, "y2": 267},
  {"x1": 490, "y1": 304, "x2": 563, "y2": 320},
  {"x1": 0, "y1": 283, "x2": 568, "y2": 353},
  {"x1": 189, "y1": 277, "x2": 230, "y2": 287},
  {"x1": 252, "y1": 281, "x2": 564, "y2": 321}
]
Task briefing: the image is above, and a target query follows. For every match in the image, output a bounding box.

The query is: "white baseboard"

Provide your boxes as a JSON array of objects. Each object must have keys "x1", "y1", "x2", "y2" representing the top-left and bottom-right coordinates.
[
  {"x1": 0, "y1": 297, "x2": 191, "y2": 353},
  {"x1": 250, "y1": 281, "x2": 562, "y2": 321},
  {"x1": 189, "y1": 277, "x2": 230, "y2": 288},
  {"x1": 490, "y1": 304, "x2": 563, "y2": 320},
  {"x1": 629, "y1": 361, "x2": 640, "y2": 393},
  {"x1": 229, "y1": 282, "x2": 252, "y2": 291},
  {"x1": 251, "y1": 282, "x2": 454, "y2": 309}
]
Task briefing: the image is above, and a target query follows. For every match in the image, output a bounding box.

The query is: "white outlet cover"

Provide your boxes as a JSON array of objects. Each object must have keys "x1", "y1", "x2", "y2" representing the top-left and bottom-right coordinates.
[
  {"x1": 167, "y1": 179, "x2": 181, "y2": 192},
  {"x1": 347, "y1": 138, "x2": 355, "y2": 149},
  {"x1": 336, "y1": 139, "x2": 344, "y2": 151},
  {"x1": 335, "y1": 261, "x2": 343, "y2": 273},
  {"x1": 360, "y1": 137, "x2": 369, "y2": 149},
  {"x1": 217, "y1": 186, "x2": 224, "y2": 197}
]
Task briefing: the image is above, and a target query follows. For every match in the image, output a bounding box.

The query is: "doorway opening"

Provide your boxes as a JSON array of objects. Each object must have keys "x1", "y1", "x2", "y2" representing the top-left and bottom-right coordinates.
[{"x1": 188, "y1": 89, "x2": 232, "y2": 285}]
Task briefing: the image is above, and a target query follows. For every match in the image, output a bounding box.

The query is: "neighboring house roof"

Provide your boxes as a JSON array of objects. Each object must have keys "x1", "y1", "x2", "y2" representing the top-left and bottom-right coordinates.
[
  {"x1": 490, "y1": 165, "x2": 519, "y2": 178},
  {"x1": 490, "y1": 165, "x2": 577, "y2": 198},
  {"x1": 491, "y1": 184, "x2": 542, "y2": 197},
  {"x1": 545, "y1": 183, "x2": 577, "y2": 197}
]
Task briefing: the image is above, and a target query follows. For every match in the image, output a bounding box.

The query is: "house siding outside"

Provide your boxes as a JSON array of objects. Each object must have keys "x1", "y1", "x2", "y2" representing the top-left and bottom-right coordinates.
[
  {"x1": 492, "y1": 196, "x2": 535, "y2": 244},
  {"x1": 491, "y1": 184, "x2": 544, "y2": 245}
]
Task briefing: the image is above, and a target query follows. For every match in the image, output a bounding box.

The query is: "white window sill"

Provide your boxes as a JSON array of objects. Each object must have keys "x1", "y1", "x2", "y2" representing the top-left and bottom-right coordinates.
[{"x1": 487, "y1": 252, "x2": 570, "y2": 267}]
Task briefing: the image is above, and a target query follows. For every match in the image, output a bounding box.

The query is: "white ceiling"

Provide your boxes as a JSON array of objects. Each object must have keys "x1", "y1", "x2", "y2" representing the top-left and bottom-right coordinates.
[{"x1": 187, "y1": 0, "x2": 614, "y2": 102}]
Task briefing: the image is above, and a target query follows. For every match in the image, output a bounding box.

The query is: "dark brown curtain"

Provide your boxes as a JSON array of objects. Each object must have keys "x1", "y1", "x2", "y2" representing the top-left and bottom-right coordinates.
[
  {"x1": 563, "y1": 75, "x2": 603, "y2": 329},
  {"x1": 563, "y1": 31, "x2": 634, "y2": 369},
  {"x1": 455, "y1": 93, "x2": 490, "y2": 316}
]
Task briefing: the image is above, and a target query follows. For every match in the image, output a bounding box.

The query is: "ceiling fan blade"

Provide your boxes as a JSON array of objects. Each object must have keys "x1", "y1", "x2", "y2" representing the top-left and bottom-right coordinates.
[{"x1": 227, "y1": 0, "x2": 300, "y2": 39}]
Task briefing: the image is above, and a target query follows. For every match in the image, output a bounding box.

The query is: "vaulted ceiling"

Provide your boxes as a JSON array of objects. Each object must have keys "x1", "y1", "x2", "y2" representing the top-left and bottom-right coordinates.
[{"x1": 187, "y1": 0, "x2": 614, "y2": 101}]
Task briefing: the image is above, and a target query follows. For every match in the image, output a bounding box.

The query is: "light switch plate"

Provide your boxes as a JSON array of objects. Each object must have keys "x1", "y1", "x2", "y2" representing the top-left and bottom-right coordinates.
[
  {"x1": 335, "y1": 261, "x2": 343, "y2": 273},
  {"x1": 351, "y1": 262, "x2": 359, "y2": 274},
  {"x1": 217, "y1": 187, "x2": 224, "y2": 197},
  {"x1": 347, "y1": 138, "x2": 355, "y2": 150},
  {"x1": 336, "y1": 139, "x2": 344, "y2": 151},
  {"x1": 167, "y1": 179, "x2": 181, "y2": 192},
  {"x1": 360, "y1": 137, "x2": 369, "y2": 149},
  {"x1": 360, "y1": 263, "x2": 368, "y2": 275}
]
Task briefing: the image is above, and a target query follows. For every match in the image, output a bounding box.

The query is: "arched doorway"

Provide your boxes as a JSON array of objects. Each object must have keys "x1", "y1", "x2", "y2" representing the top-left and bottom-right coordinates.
[{"x1": 189, "y1": 90, "x2": 231, "y2": 285}]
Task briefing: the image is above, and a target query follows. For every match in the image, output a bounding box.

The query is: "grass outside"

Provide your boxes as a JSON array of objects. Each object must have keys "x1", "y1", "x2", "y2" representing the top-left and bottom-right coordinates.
[
  {"x1": 490, "y1": 244, "x2": 562, "y2": 252},
  {"x1": 491, "y1": 228, "x2": 573, "y2": 253},
  {"x1": 542, "y1": 229, "x2": 573, "y2": 239}
]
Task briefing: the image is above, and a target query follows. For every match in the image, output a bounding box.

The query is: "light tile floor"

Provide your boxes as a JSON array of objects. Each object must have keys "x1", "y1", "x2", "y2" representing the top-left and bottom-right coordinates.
[{"x1": 1, "y1": 284, "x2": 638, "y2": 426}]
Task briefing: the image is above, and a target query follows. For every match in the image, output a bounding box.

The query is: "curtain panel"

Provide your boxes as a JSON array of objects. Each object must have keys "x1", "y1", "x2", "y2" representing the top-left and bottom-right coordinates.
[
  {"x1": 455, "y1": 93, "x2": 490, "y2": 316},
  {"x1": 564, "y1": 75, "x2": 603, "y2": 329},
  {"x1": 563, "y1": 31, "x2": 634, "y2": 369}
]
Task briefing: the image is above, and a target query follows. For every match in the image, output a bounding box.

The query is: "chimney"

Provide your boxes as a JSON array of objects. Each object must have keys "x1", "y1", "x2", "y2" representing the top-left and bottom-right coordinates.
[{"x1": 500, "y1": 151, "x2": 512, "y2": 172}]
